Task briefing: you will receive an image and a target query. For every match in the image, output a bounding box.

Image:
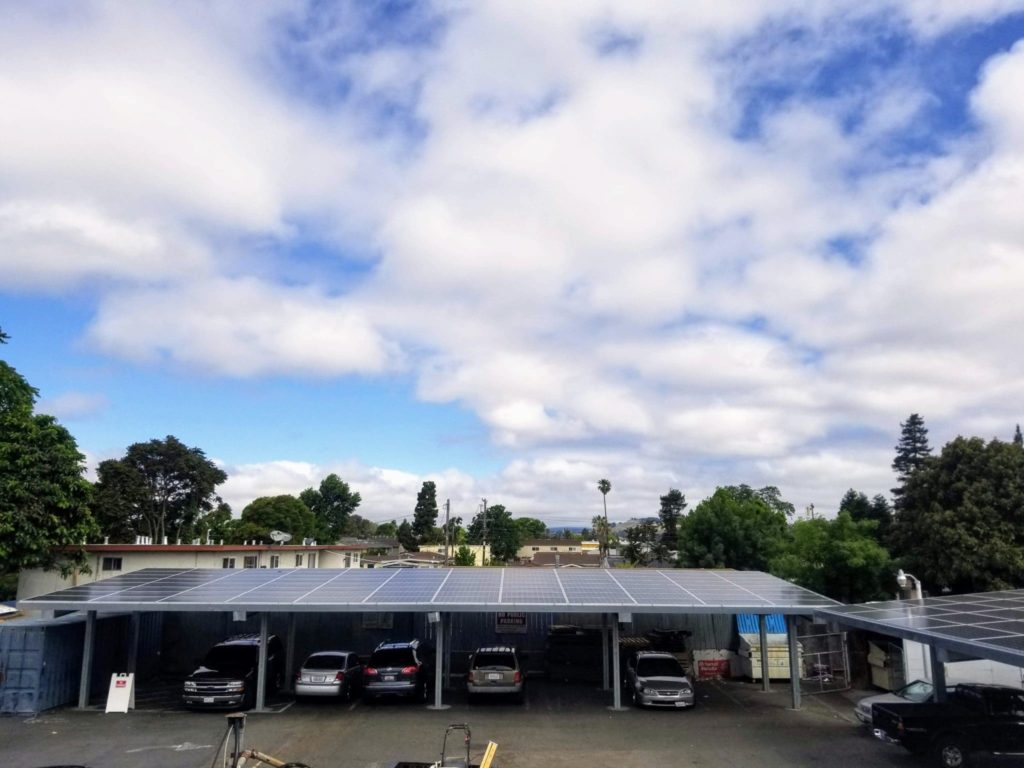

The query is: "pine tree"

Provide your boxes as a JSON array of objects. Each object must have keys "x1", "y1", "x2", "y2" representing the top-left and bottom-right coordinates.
[
  {"x1": 658, "y1": 489, "x2": 686, "y2": 553},
  {"x1": 892, "y1": 413, "x2": 932, "y2": 505},
  {"x1": 1014, "y1": 424, "x2": 1022, "y2": 448},
  {"x1": 412, "y1": 481, "x2": 439, "y2": 544}
]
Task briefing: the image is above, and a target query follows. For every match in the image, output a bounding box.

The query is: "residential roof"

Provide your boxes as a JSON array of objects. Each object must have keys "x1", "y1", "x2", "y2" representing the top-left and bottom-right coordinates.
[
  {"x1": 20, "y1": 566, "x2": 837, "y2": 615},
  {"x1": 530, "y1": 552, "x2": 601, "y2": 567},
  {"x1": 522, "y1": 538, "x2": 589, "y2": 546},
  {"x1": 71, "y1": 543, "x2": 363, "y2": 553}
]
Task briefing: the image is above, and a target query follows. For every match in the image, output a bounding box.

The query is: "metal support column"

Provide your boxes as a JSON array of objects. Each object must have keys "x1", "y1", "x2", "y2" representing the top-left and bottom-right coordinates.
[
  {"x1": 787, "y1": 615, "x2": 801, "y2": 710},
  {"x1": 77, "y1": 610, "x2": 97, "y2": 709},
  {"x1": 443, "y1": 613, "x2": 452, "y2": 691},
  {"x1": 759, "y1": 614, "x2": 770, "y2": 692},
  {"x1": 608, "y1": 613, "x2": 626, "y2": 711},
  {"x1": 429, "y1": 613, "x2": 450, "y2": 710},
  {"x1": 284, "y1": 613, "x2": 297, "y2": 693},
  {"x1": 930, "y1": 645, "x2": 946, "y2": 702},
  {"x1": 601, "y1": 614, "x2": 610, "y2": 691},
  {"x1": 255, "y1": 612, "x2": 269, "y2": 712},
  {"x1": 127, "y1": 612, "x2": 141, "y2": 675}
]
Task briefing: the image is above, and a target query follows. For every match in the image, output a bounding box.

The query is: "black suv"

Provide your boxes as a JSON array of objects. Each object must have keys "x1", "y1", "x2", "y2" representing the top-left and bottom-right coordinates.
[
  {"x1": 182, "y1": 634, "x2": 284, "y2": 710},
  {"x1": 362, "y1": 639, "x2": 434, "y2": 703}
]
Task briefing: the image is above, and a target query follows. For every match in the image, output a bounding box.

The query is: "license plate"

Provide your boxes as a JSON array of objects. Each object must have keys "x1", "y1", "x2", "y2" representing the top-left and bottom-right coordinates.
[
  {"x1": 383, "y1": 675, "x2": 395, "y2": 682},
  {"x1": 487, "y1": 673, "x2": 502, "y2": 681},
  {"x1": 203, "y1": 697, "x2": 214, "y2": 703},
  {"x1": 312, "y1": 676, "x2": 325, "y2": 682},
  {"x1": 675, "y1": 701, "x2": 687, "y2": 707}
]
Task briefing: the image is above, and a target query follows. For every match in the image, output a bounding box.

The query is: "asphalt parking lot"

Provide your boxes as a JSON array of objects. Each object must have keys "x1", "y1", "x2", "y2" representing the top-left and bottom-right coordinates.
[{"x1": 0, "y1": 679, "x2": 932, "y2": 768}]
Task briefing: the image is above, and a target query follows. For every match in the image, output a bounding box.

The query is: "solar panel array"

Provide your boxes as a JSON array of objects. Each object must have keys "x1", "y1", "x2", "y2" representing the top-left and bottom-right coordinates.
[
  {"x1": 20, "y1": 567, "x2": 835, "y2": 614},
  {"x1": 816, "y1": 590, "x2": 1024, "y2": 667}
]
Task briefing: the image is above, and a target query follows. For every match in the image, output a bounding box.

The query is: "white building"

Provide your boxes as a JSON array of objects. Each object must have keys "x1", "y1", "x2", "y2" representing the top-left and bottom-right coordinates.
[{"x1": 17, "y1": 542, "x2": 365, "y2": 603}]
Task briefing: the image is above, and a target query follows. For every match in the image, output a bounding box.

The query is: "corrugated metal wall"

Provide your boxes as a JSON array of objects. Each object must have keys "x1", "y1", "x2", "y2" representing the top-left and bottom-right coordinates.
[{"x1": 0, "y1": 612, "x2": 162, "y2": 714}]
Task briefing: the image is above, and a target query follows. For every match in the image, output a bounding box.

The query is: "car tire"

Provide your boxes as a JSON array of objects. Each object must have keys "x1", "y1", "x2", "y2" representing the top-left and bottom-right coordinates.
[
  {"x1": 631, "y1": 687, "x2": 641, "y2": 708},
  {"x1": 934, "y1": 736, "x2": 970, "y2": 768}
]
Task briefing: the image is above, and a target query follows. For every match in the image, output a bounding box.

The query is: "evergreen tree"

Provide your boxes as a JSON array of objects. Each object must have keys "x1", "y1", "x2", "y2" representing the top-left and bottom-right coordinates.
[
  {"x1": 892, "y1": 413, "x2": 932, "y2": 505},
  {"x1": 838, "y1": 489, "x2": 892, "y2": 545},
  {"x1": 299, "y1": 474, "x2": 361, "y2": 542},
  {"x1": 1014, "y1": 424, "x2": 1023, "y2": 447},
  {"x1": 412, "y1": 481, "x2": 439, "y2": 543},
  {"x1": 397, "y1": 520, "x2": 418, "y2": 551},
  {"x1": 658, "y1": 489, "x2": 686, "y2": 553}
]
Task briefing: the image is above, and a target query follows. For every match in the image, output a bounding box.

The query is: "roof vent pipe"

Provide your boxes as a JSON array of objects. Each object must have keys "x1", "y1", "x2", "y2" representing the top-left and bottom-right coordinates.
[
  {"x1": 103, "y1": 536, "x2": 109, "y2": 545},
  {"x1": 161, "y1": 536, "x2": 168, "y2": 545}
]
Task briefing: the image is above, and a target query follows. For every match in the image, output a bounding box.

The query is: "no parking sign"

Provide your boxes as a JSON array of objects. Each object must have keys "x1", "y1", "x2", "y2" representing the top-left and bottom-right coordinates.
[{"x1": 105, "y1": 672, "x2": 135, "y2": 713}]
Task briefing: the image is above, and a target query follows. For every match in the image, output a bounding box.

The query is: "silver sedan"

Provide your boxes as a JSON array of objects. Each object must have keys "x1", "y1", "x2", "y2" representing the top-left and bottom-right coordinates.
[
  {"x1": 294, "y1": 651, "x2": 363, "y2": 700},
  {"x1": 624, "y1": 651, "x2": 696, "y2": 709}
]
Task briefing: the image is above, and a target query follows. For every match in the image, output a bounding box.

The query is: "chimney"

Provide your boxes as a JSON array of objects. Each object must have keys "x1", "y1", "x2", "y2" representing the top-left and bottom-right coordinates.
[{"x1": 103, "y1": 536, "x2": 109, "y2": 545}]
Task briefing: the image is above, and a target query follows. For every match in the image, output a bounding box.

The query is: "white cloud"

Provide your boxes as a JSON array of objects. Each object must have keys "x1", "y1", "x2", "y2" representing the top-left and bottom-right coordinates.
[
  {"x1": 36, "y1": 391, "x2": 110, "y2": 420},
  {"x1": 87, "y1": 276, "x2": 401, "y2": 377}
]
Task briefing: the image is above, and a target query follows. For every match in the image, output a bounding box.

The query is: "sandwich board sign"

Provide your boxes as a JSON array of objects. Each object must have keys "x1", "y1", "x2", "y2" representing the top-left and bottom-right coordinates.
[{"x1": 105, "y1": 672, "x2": 135, "y2": 713}]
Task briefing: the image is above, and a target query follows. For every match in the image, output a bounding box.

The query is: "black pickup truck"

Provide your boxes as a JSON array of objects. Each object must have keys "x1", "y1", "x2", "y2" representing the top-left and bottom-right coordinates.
[{"x1": 872, "y1": 683, "x2": 1024, "y2": 768}]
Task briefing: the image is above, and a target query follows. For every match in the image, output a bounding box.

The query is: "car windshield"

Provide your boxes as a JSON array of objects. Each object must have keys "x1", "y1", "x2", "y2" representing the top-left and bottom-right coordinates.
[
  {"x1": 370, "y1": 649, "x2": 416, "y2": 667},
  {"x1": 202, "y1": 646, "x2": 256, "y2": 669},
  {"x1": 304, "y1": 654, "x2": 347, "y2": 670},
  {"x1": 637, "y1": 658, "x2": 685, "y2": 678},
  {"x1": 899, "y1": 680, "x2": 934, "y2": 702},
  {"x1": 473, "y1": 653, "x2": 515, "y2": 670}
]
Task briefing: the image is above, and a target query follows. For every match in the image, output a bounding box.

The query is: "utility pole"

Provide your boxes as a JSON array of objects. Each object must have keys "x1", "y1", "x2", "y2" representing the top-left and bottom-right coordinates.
[
  {"x1": 481, "y1": 497, "x2": 488, "y2": 566},
  {"x1": 443, "y1": 498, "x2": 450, "y2": 565}
]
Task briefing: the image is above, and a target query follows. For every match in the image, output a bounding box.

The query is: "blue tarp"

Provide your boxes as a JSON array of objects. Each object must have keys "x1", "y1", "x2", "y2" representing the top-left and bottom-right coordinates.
[{"x1": 736, "y1": 614, "x2": 786, "y2": 634}]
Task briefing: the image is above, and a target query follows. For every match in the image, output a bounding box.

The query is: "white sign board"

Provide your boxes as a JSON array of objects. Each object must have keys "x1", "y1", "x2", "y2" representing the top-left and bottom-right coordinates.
[{"x1": 105, "y1": 672, "x2": 135, "y2": 713}]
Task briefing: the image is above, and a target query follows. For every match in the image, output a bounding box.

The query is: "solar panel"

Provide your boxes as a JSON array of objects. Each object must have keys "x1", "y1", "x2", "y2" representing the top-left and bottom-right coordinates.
[
  {"x1": 20, "y1": 566, "x2": 837, "y2": 614},
  {"x1": 816, "y1": 589, "x2": 1024, "y2": 668}
]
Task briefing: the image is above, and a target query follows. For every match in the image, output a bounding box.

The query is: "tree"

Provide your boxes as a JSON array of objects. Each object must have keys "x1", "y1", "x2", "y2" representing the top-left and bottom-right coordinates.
[
  {"x1": 597, "y1": 479, "x2": 612, "y2": 559},
  {"x1": 376, "y1": 520, "x2": 398, "y2": 538},
  {"x1": 411, "y1": 481, "x2": 439, "y2": 544},
  {"x1": 342, "y1": 514, "x2": 377, "y2": 539},
  {"x1": 771, "y1": 513, "x2": 892, "y2": 603},
  {"x1": 658, "y1": 489, "x2": 686, "y2": 552},
  {"x1": 1015, "y1": 424, "x2": 1023, "y2": 448},
  {"x1": 453, "y1": 545, "x2": 476, "y2": 566},
  {"x1": 441, "y1": 515, "x2": 465, "y2": 546},
  {"x1": 622, "y1": 521, "x2": 659, "y2": 566},
  {"x1": 0, "y1": 361, "x2": 97, "y2": 576},
  {"x1": 300, "y1": 474, "x2": 361, "y2": 542},
  {"x1": 892, "y1": 413, "x2": 932, "y2": 505},
  {"x1": 397, "y1": 520, "x2": 418, "y2": 551},
  {"x1": 197, "y1": 501, "x2": 233, "y2": 543},
  {"x1": 679, "y1": 485, "x2": 790, "y2": 570},
  {"x1": 890, "y1": 436, "x2": 1024, "y2": 593},
  {"x1": 235, "y1": 496, "x2": 316, "y2": 543},
  {"x1": 515, "y1": 517, "x2": 548, "y2": 540},
  {"x1": 468, "y1": 503, "x2": 520, "y2": 563},
  {"x1": 93, "y1": 435, "x2": 227, "y2": 543}
]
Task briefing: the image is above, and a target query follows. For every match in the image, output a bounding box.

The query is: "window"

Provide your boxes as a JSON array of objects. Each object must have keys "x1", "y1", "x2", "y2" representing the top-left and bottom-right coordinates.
[
  {"x1": 531, "y1": 546, "x2": 539, "y2": 552},
  {"x1": 222, "y1": 557, "x2": 236, "y2": 569},
  {"x1": 295, "y1": 554, "x2": 303, "y2": 567},
  {"x1": 550, "y1": 547, "x2": 558, "y2": 551},
  {"x1": 307, "y1": 553, "x2": 317, "y2": 568},
  {"x1": 269, "y1": 555, "x2": 280, "y2": 569},
  {"x1": 568, "y1": 547, "x2": 577, "y2": 552},
  {"x1": 101, "y1": 557, "x2": 122, "y2": 572},
  {"x1": 243, "y1": 555, "x2": 258, "y2": 569}
]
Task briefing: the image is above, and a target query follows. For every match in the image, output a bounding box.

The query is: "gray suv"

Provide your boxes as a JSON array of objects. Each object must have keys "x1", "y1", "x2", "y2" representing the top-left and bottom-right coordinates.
[
  {"x1": 624, "y1": 650, "x2": 695, "y2": 709},
  {"x1": 362, "y1": 639, "x2": 433, "y2": 703},
  {"x1": 467, "y1": 645, "x2": 524, "y2": 703}
]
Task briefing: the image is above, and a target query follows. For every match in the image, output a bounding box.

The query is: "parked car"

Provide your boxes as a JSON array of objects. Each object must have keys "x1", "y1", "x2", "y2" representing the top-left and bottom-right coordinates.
[
  {"x1": 623, "y1": 650, "x2": 695, "y2": 709},
  {"x1": 183, "y1": 633, "x2": 284, "y2": 710},
  {"x1": 295, "y1": 650, "x2": 363, "y2": 700},
  {"x1": 872, "y1": 683, "x2": 1024, "y2": 768},
  {"x1": 467, "y1": 645, "x2": 524, "y2": 702},
  {"x1": 362, "y1": 639, "x2": 434, "y2": 703},
  {"x1": 854, "y1": 679, "x2": 936, "y2": 725}
]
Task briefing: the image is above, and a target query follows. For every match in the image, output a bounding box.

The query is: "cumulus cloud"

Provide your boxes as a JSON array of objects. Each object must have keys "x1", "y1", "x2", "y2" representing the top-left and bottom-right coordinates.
[
  {"x1": 37, "y1": 391, "x2": 110, "y2": 420},
  {"x1": 7, "y1": 2, "x2": 1024, "y2": 519}
]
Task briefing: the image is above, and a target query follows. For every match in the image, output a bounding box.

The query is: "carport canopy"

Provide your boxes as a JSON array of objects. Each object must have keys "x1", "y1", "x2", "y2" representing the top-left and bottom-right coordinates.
[
  {"x1": 20, "y1": 567, "x2": 837, "y2": 713},
  {"x1": 814, "y1": 589, "x2": 1024, "y2": 670},
  {"x1": 20, "y1": 566, "x2": 836, "y2": 614}
]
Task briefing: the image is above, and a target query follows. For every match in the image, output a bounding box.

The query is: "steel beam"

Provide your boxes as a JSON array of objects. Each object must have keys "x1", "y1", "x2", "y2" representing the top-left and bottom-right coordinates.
[
  {"x1": 127, "y1": 612, "x2": 141, "y2": 675},
  {"x1": 609, "y1": 614, "x2": 627, "y2": 710},
  {"x1": 930, "y1": 644, "x2": 947, "y2": 702},
  {"x1": 429, "y1": 612, "x2": 449, "y2": 709},
  {"x1": 284, "y1": 613, "x2": 297, "y2": 693},
  {"x1": 787, "y1": 615, "x2": 801, "y2": 710},
  {"x1": 255, "y1": 612, "x2": 269, "y2": 711},
  {"x1": 759, "y1": 614, "x2": 770, "y2": 692},
  {"x1": 77, "y1": 610, "x2": 96, "y2": 709}
]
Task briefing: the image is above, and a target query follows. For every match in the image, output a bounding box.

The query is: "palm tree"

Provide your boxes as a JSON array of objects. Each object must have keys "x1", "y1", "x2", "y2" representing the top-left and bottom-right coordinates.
[{"x1": 597, "y1": 479, "x2": 611, "y2": 565}]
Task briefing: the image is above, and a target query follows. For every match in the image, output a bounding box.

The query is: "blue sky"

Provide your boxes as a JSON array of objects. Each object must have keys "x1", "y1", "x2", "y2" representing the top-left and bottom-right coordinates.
[{"x1": 3, "y1": 1, "x2": 1024, "y2": 527}]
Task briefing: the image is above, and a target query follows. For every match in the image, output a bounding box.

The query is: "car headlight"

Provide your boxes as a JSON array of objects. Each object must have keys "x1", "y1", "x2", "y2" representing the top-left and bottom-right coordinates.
[
  {"x1": 226, "y1": 681, "x2": 244, "y2": 691},
  {"x1": 184, "y1": 681, "x2": 197, "y2": 691}
]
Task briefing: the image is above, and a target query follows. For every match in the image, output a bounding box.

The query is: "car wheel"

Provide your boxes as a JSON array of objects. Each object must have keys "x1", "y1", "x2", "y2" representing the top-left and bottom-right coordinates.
[
  {"x1": 631, "y1": 687, "x2": 641, "y2": 707},
  {"x1": 935, "y1": 736, "x2": 970, "y2": 768}
]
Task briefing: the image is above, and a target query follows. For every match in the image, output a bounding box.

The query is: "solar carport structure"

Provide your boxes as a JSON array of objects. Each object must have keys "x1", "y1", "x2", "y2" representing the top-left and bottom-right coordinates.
[
  {"x1": 20, "y1": 566, "x2": 838, "y2": 711},
  {"x1": 815, "y1": 590, "x2": 1024, "y2": 700}
]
